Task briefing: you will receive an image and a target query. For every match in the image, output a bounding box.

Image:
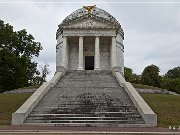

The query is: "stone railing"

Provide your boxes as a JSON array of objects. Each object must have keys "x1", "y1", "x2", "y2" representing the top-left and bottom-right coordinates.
[
  {"x1": 113, "y1": 70, "x2": 157, "y2": 127},
  {"x1": 12, "y1": 71, "x2": 65, "y2": 125}
]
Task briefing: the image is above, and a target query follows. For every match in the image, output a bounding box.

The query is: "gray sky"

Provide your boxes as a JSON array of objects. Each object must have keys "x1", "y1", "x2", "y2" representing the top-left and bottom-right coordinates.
[{"x1": 0, "y1": 0, "x2": 180, "y2": 80}]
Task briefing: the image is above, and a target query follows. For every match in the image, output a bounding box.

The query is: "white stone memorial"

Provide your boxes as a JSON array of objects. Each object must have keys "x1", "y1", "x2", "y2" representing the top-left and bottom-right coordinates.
[
  {"x1": 12, "y1": 6, "x2": 157, "y2": 127},
  {"x1": 56, "y1": 6, "x2": 124, "y2": 73}
]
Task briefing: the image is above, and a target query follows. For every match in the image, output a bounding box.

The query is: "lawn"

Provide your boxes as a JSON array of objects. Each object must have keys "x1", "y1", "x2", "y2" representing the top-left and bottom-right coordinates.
[
  {"x1": 0, "y1": 93, "x2": 32, "y2": 125},
  {"x1": 141, "y1": 94, "x2": 180, "y2": 127},
  {"x1": 17, "y1": 85, "x2": 40, "y2": 90},
  {"x1": 0, "y1": 93, "x2": 179, "y2": 127}
]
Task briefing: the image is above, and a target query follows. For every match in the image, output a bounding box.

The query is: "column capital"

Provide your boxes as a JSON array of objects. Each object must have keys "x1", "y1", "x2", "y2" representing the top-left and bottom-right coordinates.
[
  {"x1": 79, "y1": 36, "x2": 84, "y2": 39},
  {"x1": 77, "y1": 34, "x2": 84, "y2": 37},
  {"x1": 95, "y1": 34, "x2": 101, "y2": 37},
  {"x1": 111, "y1": 36, "x2": 117, "y2": 38}
]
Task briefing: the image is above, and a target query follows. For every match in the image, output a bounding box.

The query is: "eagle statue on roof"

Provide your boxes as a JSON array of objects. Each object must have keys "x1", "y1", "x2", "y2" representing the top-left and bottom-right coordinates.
[{"x1": 83, "y1": 5, "x2": 96, "y2": 13}]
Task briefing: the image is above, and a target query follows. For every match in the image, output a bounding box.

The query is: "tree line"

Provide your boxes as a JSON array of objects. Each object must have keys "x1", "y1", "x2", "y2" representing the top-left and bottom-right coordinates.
[{"x1": 124, "y1": 65, "x2": 180, "y2": 94}]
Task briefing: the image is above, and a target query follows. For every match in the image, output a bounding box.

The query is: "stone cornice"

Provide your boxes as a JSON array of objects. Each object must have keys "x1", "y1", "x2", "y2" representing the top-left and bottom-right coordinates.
[
  {"x1": 56, "y1": 15, "x2": 123, "y2": 38},
  {"x1": 61, "y1": 29, "x2": 116, "y2": 37},
  {"x1": 56, "y1": 27, "x2": 120, "y2": 39}
]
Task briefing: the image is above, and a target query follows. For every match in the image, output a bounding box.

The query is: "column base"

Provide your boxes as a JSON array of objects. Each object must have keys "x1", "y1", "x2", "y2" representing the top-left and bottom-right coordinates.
[
  {"x1": 94, "y1": 68, "x2": 101, "y2": 70},
  {"x1": 77, "y1": 67, "x2": 84, "y2": 70},
  {"x1": 56, "y1": 66, "x2": 66, "y2": 72},
  {"x1": 112, "y1": 66, "x2": 121, "y2": 72}
]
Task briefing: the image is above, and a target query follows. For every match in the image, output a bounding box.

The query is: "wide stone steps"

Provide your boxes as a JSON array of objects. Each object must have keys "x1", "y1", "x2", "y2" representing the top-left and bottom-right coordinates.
[
  {"x1": 23, "y1": 71, "x2": 145, "y2": 126},
  {"x1": 33, "y1": 106, "x2": 137, "y2": 109},
  {"x1": 25, "y1": 120, "x2": 144, "y2": 124},
  {"x1": 31, "y1": 110, "x2": 139, "y2": 114},
  {"x1": 27, "y1": 115, "x2": 142, "y2": 119},
  {"x1": 25, "y1": 113, "x2": 144, "y2": 124}
]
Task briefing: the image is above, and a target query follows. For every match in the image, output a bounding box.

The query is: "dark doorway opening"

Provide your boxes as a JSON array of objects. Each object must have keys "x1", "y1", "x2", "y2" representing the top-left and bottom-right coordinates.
[{"x1": 85, "y1": 56, "x2": 94, "y2": 70}]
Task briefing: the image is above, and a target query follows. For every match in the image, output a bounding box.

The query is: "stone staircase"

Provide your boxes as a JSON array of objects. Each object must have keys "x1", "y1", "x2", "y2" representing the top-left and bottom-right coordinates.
[{"x1": 24, "y1": 71, "x2": 144, "y2": 126}]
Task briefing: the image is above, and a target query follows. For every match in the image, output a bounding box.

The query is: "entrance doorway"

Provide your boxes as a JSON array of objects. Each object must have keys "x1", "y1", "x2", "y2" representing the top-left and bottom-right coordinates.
[{"x1": 85, "y1": 56, "x2": 94, "y2": 70}]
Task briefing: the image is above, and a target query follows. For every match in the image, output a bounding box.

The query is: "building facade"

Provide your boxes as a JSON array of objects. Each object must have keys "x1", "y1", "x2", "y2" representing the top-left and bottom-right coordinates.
[{"x1": 56, "y1": 6, "x2": 124, "y2": 73}]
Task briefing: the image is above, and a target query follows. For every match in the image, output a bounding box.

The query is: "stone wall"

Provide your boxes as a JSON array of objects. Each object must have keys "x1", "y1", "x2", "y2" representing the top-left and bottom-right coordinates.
[
  {"x1": 56, "y1": 34, "x2": 63, "y2": 70},
  {"x1": 116, "y1": 33, "x2": 124, "y2": 74},
  {"x1": 100, "y1": 37, "x2": 110, "y2": 70}
]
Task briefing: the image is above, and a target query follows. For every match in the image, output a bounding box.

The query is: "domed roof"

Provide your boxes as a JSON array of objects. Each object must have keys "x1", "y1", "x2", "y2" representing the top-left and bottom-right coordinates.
[{"x1": 59, "y1": 6, "x2": 122, "y2": 29}]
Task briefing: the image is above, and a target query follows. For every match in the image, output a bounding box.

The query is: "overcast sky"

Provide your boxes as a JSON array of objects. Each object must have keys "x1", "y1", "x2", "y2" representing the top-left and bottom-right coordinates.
[{"x1": 0, "y1": 0, "x2": 180, "y2": 80}]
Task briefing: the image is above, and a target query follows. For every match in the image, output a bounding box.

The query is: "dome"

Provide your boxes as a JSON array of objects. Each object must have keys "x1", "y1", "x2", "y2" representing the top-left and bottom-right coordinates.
[{"x1": 59, "y1": 6, "x2": 122, "y2": 30}]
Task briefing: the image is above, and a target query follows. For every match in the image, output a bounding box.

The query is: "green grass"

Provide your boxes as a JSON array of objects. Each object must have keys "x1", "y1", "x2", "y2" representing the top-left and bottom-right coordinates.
[
  {"x1": 141, "y1": 94, "x2": 180, "y2": 127},
  {"x1": 1, "y1": 85, "x2": 40, "y2": 93},
  {"x1": 0, "y1": 93, "x2": 32, "y2": 125},
  {"x1": 132, "y1": 83, "x2": 162, "y2": 90},
  {"x1": 17, "y1": 85, "x2": 40, "y2": 90}
]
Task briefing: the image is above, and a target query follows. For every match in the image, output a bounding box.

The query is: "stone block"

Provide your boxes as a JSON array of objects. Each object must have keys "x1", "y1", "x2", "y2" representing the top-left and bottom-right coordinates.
[
  {"x1": 56, "y1": 66, "x2": 66, "y2": 73},
  {"x1": 112, "y1": 66, "x2": 121, "y2": 72},
  {"x1": 12, "y1": 113, "x2": 25, "y2": 125}
]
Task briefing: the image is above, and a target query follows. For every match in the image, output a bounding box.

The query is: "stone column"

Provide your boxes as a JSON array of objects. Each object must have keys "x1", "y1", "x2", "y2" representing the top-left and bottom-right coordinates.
[
  {"x1": 77, "y1": 36, "x2": 84, "y2": 70},
  {"x1": 62, "y1": 36, "x2": 67, "y2": 68},
  {"x1": 111, "y1": 36, "x2": 117, "y2": 68},
  {"x1": 94, "y1": 36, "x2": 100, "y2": 70}
]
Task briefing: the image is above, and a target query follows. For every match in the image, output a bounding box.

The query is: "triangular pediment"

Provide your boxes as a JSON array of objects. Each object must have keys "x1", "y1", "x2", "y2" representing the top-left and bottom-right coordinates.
[{"x1": 63, "y1": 17, "x2": 116, "y2": 29}]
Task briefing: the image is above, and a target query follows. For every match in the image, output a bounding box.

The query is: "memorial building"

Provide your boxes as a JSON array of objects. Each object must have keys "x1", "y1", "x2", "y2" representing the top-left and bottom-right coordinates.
[
  {"x1": 56, "y1": 5, "x2": 124, "y2": 73},
  {"x1": 12, "y1": 6, "x2": 157, "y2": 127}
]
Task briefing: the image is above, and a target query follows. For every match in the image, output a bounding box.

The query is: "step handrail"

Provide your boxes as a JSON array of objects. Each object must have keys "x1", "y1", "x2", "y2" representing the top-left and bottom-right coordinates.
[
  {"x1": 112, "y1": 70, "x2": 157, "y2": 127},
  {"x1": 12, "y1": 71, "x2": 65, "y2": 125}
]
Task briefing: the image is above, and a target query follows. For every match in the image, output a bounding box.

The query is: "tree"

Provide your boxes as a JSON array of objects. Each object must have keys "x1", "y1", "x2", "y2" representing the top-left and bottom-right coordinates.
[
  {"x1": 124, "y1": 67, "x2": 133, "y2": 82},
  {"x1": 124, "y1": 67, "x2": 141, "y2": 83},
  {"x1": 29, "y1": 64, "x2": 50, "y2": 85},
  {"x1": 0, "y1": 20, "x2": 42, "y2": 92},
  {"x1": 39, "y1": 64, "x2": 50, "y2": 84},
  {"x1": 141, "y1": 64, "x2": 161, "y2": 87},
  {"x1": 131, "y1": 74, "x2": 141, "y2": 84},
  {"x1": 165, "y1": 66, "x2": 180, "y2": 79},
  {"x1": 161, "y1": 77, "x2": 180, "y2": 94}
]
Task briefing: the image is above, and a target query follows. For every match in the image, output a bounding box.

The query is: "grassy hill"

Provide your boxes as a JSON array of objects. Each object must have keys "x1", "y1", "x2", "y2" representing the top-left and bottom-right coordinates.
[
  {"x1": 132, "y1": 83, "x2": 162, "y2": 90},
  {"x1": 141, "y1": 94, "x2": 180, "y2": 127}
]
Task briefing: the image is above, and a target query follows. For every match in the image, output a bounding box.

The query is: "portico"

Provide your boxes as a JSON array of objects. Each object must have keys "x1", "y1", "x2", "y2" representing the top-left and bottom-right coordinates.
[
  {"x1": 56, "y1": 6, "x2": 124, "y2": 74},
  {"x1": 77, "y1": 36, "x2": 116, "y2": 70}
]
